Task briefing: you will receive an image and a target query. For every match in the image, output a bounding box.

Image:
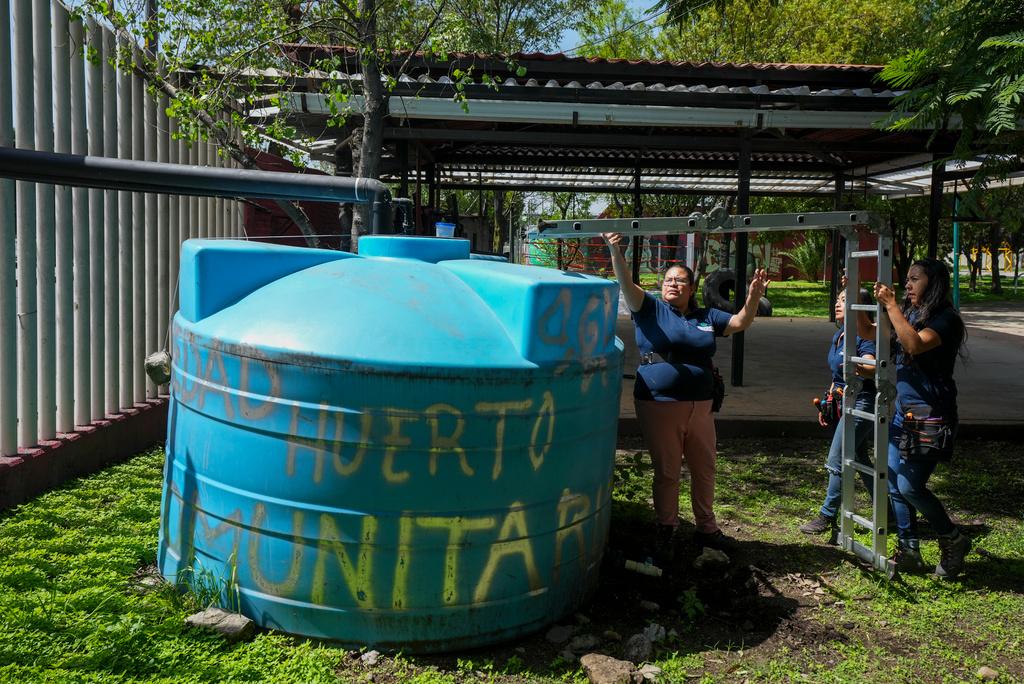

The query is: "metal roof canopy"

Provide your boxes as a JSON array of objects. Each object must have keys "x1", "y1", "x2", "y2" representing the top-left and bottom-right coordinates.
[{"x1": 249, "y1": 47, "x2": 977, "y2": 199}]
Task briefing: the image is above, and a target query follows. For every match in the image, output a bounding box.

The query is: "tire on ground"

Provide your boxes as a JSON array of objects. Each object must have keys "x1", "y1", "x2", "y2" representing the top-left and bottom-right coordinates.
[{"x1": 701, "y1": 268, "x2": 772, "y2": 316}]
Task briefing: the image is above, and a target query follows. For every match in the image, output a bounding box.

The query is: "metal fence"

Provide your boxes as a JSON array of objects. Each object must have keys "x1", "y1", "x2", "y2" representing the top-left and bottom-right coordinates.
[{"x1": 1, "y1": 3, "x2": 243, "y2": 457}]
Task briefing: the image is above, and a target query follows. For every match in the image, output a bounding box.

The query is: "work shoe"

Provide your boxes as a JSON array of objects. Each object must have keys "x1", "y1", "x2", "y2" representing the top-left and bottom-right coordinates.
[
  {"x1": 893, "y1": 538, "x2": 929, "y2": 575},
  {"x1": 694, "y1": 529, "x2": 740, "y2": 553},
  {"x1": 935, "y1": 530, "x2": 972, "y2": 580},
  {"x1": 799, "y1": 513, "x2": 836, "y2": 535}
]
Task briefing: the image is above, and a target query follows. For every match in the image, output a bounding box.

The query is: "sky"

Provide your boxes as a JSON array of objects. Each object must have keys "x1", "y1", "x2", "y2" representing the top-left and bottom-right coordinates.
[{"x1": 556, "y1": 0, "x2": 656, "y2": 55}]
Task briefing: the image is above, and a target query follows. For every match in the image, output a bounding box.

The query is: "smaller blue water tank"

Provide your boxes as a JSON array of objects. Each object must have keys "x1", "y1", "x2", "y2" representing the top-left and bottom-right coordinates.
[{"x1": 159, "y1": 236, "x2": 623, "y2": 651}]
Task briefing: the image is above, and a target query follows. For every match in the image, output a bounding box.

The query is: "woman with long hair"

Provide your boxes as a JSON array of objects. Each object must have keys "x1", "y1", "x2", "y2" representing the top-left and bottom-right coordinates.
[
  {"x1": 602, "y1": 232, "x2": 769, "y2": 560},
  {"x1": 873, "y1": 258, "x2": 970, "y2": 578},
  {"x1": 799, "y1": 288, "x2": 877, "y2": 537}
]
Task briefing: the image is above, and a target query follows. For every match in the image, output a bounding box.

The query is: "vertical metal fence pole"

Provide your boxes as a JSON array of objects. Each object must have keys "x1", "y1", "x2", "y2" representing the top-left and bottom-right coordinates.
[
  {"x1": 86, "y1": 18, "x2": 104, "y2": 422},
  {"x1": 168, "y1": 117, "x2": 180, "y2": 334},
  {"x1": 132, "y1": 54, "x2": 146, "y2": 403},
  {"x1": 117, "y1": 36, "x2": 133, "y2": 410},
  {"x1": 144, "y1": 61, "x2": 158, "y2": 399},
  {"x1": 34, "y1": 0, "x2": 57, "y2": 441},
  {"x1": 16, "y1": 0, "x2": 39, "y2": 448},
  {"x1": 53, "y1": 3, "x2": 75, "y2": 433},
  {"x1": 157, "y1": 67, "x2": 170, "y2": 380},
  {"x1": 189, "y1": 143, "x2": 199, "y2": 240},
  {"x1": 0, "y1": 0, "x2": 17, "y2": 455},
  {"x1": 102, "y1": 29, "x2": 118, "y2": 415},
  {"x1": 71, "y1": 15, "x2": 90, "y2": 427},
  {"x1": 198, "y1": 141, "x2": 209, "y2": 238}
]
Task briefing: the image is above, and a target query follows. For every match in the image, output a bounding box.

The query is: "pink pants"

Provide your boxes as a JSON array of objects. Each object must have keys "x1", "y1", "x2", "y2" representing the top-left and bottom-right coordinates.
[{"x1": 635, "y1": 399, "x2": 719, "y2": 533}]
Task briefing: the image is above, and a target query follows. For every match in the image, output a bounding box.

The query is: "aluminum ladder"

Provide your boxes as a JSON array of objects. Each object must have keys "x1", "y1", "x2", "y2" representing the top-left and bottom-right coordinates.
[{"x1": 839, "y1": 229, "x2": 896, "y2": 576}]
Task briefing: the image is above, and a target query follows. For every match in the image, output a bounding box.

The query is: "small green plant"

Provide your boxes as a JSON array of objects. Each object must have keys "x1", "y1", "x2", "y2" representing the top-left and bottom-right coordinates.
[{"x1": 676, "y1": 588, "x2": 705, "y2": 623}]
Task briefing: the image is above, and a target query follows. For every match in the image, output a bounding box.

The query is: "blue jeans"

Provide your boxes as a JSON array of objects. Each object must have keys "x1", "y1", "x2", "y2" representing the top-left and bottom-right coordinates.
[
  {"x1": 887, "y1": 413, "x2": 956, "y2": 540},
  {"x1": 820, "y1": 392, "x2": 875, "y2": 519}
]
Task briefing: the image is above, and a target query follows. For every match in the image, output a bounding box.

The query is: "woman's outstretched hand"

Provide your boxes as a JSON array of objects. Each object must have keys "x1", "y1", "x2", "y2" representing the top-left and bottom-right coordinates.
[
  {"x1": 748, "y1": 268, "x2": 770, "y2": 299},
  {"x1": 601, "y1": 232, "x2": 625, "y2": 249}
]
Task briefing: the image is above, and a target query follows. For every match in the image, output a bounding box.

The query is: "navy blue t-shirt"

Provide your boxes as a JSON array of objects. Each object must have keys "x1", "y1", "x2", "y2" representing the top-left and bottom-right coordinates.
[
  {"x1": 895, "y1": 305, "x2": 963, "y2": 417},
  {"x1": 827, "y1": 329, "x2": 877, "y2": 395},
  {"x1": 632, "y1": 293, "x2": 732, "y2": 401}
]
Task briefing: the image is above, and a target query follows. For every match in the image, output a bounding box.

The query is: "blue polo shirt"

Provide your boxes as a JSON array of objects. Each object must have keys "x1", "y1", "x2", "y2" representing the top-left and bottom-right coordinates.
[
  {"x1": 895, "y1": 305, "x2": 963, "y2": 417},
  {"x1": 827, "y1": 329, "x2": 877, "y2": 395},
  {"x1": 632, "y1": 293, "x2": 732, "y2": 401}
]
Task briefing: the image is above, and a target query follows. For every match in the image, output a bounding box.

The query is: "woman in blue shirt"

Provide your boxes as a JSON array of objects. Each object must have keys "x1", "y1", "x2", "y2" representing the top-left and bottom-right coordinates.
[
  {"x1": 799, "y1": 289, "x2": 877, "y2": 537},
  {"x1": 873, "y1": 258, "x2": 969, "y2": 579},
  {"x1": 602, "y1": 232, "x2": 769, "y2": 558}
]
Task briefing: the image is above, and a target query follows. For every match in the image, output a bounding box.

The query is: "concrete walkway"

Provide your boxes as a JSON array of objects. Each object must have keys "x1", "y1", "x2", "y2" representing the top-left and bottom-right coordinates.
[{"x1": 617, "y1": 302, "x2": 1024, "y2": 437}]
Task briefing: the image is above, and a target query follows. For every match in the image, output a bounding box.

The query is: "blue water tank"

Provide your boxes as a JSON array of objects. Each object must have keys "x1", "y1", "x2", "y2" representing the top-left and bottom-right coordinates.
[{"x1": 158, "y1": 236, "x2": 623, "y2": 651}]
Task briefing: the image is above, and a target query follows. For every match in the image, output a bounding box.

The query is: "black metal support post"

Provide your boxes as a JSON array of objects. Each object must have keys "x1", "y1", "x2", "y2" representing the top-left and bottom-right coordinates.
[
  {"x1": 928, "y1": 160, "x2": 943, "y2": 260},
  {"x1": 398, "y1": 140, "x2": 409, "y2": 199},
  {"x1": 731, "y1": 140, "x2": 751, "y2": 387},
  {"x1": 828, "y1": 172, "x2": 844, "y2": 322},
  {"x1": 631, "y1": 165, "x2": 643, "y2": 284}
]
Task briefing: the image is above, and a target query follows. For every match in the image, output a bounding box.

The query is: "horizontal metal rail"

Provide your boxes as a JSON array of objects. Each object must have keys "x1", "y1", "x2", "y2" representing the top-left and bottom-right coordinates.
[
  {"x1": 533, "y1": 210, "x2": 880, "y2": 237},
  {"x1": 850, "y1": 249, "x2": 879, "y2": 258},
  {"x1": 850, "y1": 355, "x2": 877, "y2": 367},
  {"x1": 847, "y1": 512, "x2": 876, "y2": 531},
  {"x1": 849, "y1": 303, "x2": 877, "y2": 312},
  {"x1": 846, "y1": 407, "x2": 877, "y2": 421},
  {"x1": 0, "y1": 146, "x2": 393, "y2": 231},
  {"x1": 844, "y1": 460, "x2": 877, "y2": 478}
]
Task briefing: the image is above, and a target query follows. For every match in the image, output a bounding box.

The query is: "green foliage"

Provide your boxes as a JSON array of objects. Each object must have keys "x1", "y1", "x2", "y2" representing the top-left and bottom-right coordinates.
[
  {"x1": 777, "y1": 231, "x2": 828, "y2": 281},
  {"x1": 881, "y1": 0, "x2": 1024, "y2": 170},
  {"x1": 578, "y1": 0, "x2": 936, "y2": 64}
]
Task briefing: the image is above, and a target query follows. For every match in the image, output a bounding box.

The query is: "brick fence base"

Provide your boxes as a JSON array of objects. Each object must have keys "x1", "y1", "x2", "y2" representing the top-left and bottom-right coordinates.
[{"x1": 0, "y1": 399, "x2": 169, "y2": 511}]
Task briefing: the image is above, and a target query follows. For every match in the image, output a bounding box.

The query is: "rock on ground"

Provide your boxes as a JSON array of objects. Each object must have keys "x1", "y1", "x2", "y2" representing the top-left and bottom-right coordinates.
[
  {"x1": 546, "y1": 624, "x2": 575, "y2": 644},
  {"x1": 579, "y1": 653, "x2": 636, "y2": 684},
  {"x1": 569, "y1": 634, "x2": 601, "y2": 652},
  {"x1": 184, "y1": 608, "x2": 255, "y2": 643},
  {"x1": 622, "y1": 633, "x2": 652, "y2": 664},
  {"x1": 976, "y1": 666, "x2": 999, "y2": 681},
  {"x1": 693, "y1": 547, "x2": 730, "y2": 570}
]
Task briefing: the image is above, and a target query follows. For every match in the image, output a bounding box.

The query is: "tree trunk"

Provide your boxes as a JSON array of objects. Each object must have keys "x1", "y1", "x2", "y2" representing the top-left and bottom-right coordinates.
[
  {"x1": 493, "y1": 190, "x2": 505, "y2": 253},
  {"x1": 351, "y1": 0, "x2": 388, "y2": 249},
  {"x1": 989, "y1": 224, "x2": 1003, "y2": 294}
]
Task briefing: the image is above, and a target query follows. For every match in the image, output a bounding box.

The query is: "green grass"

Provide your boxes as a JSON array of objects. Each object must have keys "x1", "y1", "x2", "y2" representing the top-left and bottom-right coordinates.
[{"x1": 1, "y1": 438, "x2": 1021, "y2": 683}]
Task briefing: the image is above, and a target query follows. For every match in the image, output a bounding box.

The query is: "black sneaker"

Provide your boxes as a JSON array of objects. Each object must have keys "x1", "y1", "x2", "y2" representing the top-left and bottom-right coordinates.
[
  {"x1": 935, "y1": 530, "x2": 972, "y2": 580},
  {"x1": 694, "y1": 529, "x2": 740, "y2": 553},
  {"x1": 799, "y1": 513, "x2": 836, "y2": 535},
  {"x1": 894, "y1": 538, "x2": 929, "y2": 575}
]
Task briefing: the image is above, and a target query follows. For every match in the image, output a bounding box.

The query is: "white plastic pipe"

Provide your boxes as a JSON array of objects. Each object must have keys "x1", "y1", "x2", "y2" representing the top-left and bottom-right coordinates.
[
  {"x1": 189, "y1": 143, "x2": 198, "y2": 240},
  {"x1": 198, "y1": 141, "x2": 209, "y2": 238},
  {"x1": 86, "y1": 17, "x2": 104, "y2": 421},
  {"x1": 34, "y1": 0, "x2": 56, "y2": 441},
  {"x1": 157, "y1": 66, "x2": 170, "y2": 383},
  {"x1": 0, "y1": 0, "x2": 18, "y2": 455},
  {"x1": 132, "y1": 55, "x2": 146, "y2": 403},
  {"x1": 54, "y1": 3, "x2": 74, "y2": 433},
  {"x1": 71, "y1": 15, "x2": 90, "y2": 427},
  {"x1": 167, "y1": 115, "x2": 180, "y2": 339},
  {"x1": 102, "y1": 29, "x2": 118, "y2": 415},
  {"x1": 16, "y1": 0, "x2": 39, "y2": 448},
  {"x1": 144, "y1": 62, "x2": 158, "y2": 399},
  {"x1": 118, "y1": 37, "x2": 133, "y2": 410}
]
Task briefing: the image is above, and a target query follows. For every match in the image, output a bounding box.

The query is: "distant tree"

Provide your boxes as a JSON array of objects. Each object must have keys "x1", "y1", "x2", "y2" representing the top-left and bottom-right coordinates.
[
  {"x1": 880, "y1": 0, "x2": 1024, "y2": 169},
  {"x1": 777, "y1": 232, "x2": 828, "y2": 281}
]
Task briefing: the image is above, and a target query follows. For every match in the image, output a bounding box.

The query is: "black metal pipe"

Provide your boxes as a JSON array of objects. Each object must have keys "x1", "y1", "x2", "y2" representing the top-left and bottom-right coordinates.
[{"x1": 0, "y1": 146, "x2": 392, "y2": 229}]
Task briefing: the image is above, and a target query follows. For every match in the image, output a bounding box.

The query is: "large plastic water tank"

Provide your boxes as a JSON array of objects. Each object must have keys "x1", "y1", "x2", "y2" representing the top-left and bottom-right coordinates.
[{"x1": 158, "y1": 236, "x2": 623, "y2": 651}]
